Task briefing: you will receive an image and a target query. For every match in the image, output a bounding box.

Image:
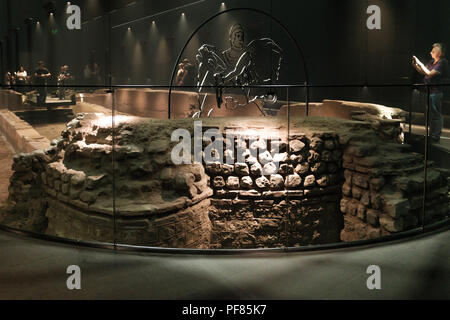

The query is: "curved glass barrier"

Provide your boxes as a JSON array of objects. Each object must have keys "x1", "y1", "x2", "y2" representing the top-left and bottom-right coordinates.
[{"x1": 0, "y1": 0, "x2": 448, "y2": 252}]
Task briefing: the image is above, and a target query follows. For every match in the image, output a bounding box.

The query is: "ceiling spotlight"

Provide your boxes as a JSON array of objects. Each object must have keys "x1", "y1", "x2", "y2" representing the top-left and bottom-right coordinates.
[
  {"x1": 43, "y1": 1, "x2": 56, "y2": 15},
  {"x1": 182, "y1": 12, "x2": 185, "y2": 16}
]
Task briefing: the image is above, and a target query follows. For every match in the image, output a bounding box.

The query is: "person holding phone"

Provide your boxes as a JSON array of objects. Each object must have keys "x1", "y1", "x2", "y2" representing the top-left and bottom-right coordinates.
[{"x1": 412, "y1": 43, "x2": 448, "y2": 143}]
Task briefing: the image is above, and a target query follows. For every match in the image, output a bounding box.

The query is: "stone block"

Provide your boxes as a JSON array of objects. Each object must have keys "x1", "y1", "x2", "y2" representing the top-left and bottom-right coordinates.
[
  {"x1": 346, "y1": 200, "x2": 359, "y2": 216},
  {"x1": 259, "y1": 151, "x2": 273, "y2": 165},
  {"x1": 340, "y1": 198, "x2": 349, "y2": 214},
  {"x1": 222, "y1": 164, "x2": 234, "y2": 175},
  {"x1": 310, "y1": 162, "x2": 326, "y2": 175},
  {"x1": 290, "y1": 154, "x2": 303, "y2": 163},
  {"x1": 367, "y1": 227, "x2": 381, "y2": 239},
  {"x1": 285, "y1": 173, "x2": 302, "y2": 189},
  {"x1": 255, "y1": 177, "x2": 270, "y2": 190},
  {"x1": 226, "y1": 176, "x2": 240, "y2": 190},
  {"x1": 270, "y1": 174, "x2": 285, "y2": 190},
  {"x1": 263, "y1": 191, "x2": 287, "y2": 199},
  {"x1": 361, "y1": 191, "x2": 371, "y2": 207},
  {"x1": 70, "y1": 171, "x2": 86, "y2": 188},
  {"x1": 379, "y1": 214, "x2": 404, "y2": 233},
  {"x1": 205, "y1": 162, "x2": 222, "y2": 175},
  {"x1": 289, "y1": 140, "x2": 305, "y2": 153},
  {"x1": 342, "y1": 182, "x2": 352, "y2": 197},
  {"x1": 294, "y1": 163, "x2": 309, "y2": 175},
  {"x1": 357, "y1": 204, "x2": 367, "y2": 222},
  {"x1": 263, "y1": 162, "x2": 278, "y2": 175},
  {"x1": 272, "y1": 152, "x2": 288, "y2": 163},
  {"x1": 316, "y1": 175, "x2": 329, "y2": 187},
  {"x1": 353, "y1": 173, "x2": 369, "y2": 189},
  {"x1": 309, "y1": 138, "x2": 324, "y2": 152},
  {"x1": 367, "y1": 209, "x2": 381, "y2": 228},
  {"x1": 245, "y1": 156, "x2": 259, "y2": 165},
  {"x1": 239, "y1": 190, "x2": 262, "y2": 198},
  {"x1": 370, "y1": 177, "x2": 385, "y2": 191},
  {"x1": 241, "y1": 176, "x2": 254, "y2": 189},
  {"x1": 384, "y1": 198, "x2": 410, "y2": 219},
  {"x1": 303, "y1": 175, "x2": 316, "y2": 188},
  {"x1": 211, "y1": 199, "x2": 232, "y2": 207},
  {"x1": 234, "y1": 163, "x2": 249, "y2": 176},
  {"x1": 278, "y1": 164, "x2": 294, "y2": 175},
  {"x1": 213, "y1": 176, "x2": 226, "y2": 188},
  {"x1": 250, "y1": 163, "x2": 263, "y2": 176},
  {"x1": 308, "y1": 150, "x2": 320, "y2": 163}
]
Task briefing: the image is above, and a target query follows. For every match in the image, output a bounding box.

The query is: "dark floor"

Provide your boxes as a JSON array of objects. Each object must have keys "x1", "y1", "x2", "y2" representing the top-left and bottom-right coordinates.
[{"x1": 0, "y1": 228, "x2": 448, "y2": 300}]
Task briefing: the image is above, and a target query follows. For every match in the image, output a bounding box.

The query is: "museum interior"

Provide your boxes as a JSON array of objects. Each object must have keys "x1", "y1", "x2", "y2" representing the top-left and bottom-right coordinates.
[{"x1": 0, "y1": 0, "x2": 449, "y2": 300}]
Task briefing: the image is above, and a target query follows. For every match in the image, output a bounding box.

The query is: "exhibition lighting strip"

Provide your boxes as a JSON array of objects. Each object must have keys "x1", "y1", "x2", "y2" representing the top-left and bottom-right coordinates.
[{"x1": 111, "y1": 0, "x2": 206, "y2": 29}]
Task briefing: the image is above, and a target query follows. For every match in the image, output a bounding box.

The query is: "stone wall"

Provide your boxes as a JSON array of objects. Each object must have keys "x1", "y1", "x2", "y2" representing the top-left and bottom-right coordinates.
[
  {"x1": 3, "y1": 114, "x2": 213, "y2": 248},
  {"x1": 2, "y1": 112, "x2": 448, "y2": 249},
  {"x1": 340, "y1": 136, "x2": 449, "y2": 241},
  {"x1": 206, "y1": 131, "x2": 344, "y2": 248}
]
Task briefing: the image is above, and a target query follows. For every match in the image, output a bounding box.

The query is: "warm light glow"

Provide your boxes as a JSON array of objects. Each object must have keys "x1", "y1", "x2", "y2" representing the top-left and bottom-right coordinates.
[{"x1": 93, "y1": 115, "x2": 132, "y2": 128}]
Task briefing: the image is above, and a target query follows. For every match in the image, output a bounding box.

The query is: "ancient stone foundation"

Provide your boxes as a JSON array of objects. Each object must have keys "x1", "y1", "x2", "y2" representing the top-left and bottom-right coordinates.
[
  {"x1": 2, "y1": 108, "x2": 449, "y2": 248},
  {"x1": 206, "y1": 131, "x2": 344, "y2": 248}
]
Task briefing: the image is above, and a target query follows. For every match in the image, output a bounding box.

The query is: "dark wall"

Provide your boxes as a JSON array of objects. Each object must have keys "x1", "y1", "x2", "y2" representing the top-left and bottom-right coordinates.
[{"x1": 1, "y1": 0, "x2": 450, "y2": 109}]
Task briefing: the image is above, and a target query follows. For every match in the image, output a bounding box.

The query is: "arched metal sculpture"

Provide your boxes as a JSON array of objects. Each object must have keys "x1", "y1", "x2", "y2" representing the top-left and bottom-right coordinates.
[{"x1": 168, "y1": 7, "x2": 310, "y2": 119}]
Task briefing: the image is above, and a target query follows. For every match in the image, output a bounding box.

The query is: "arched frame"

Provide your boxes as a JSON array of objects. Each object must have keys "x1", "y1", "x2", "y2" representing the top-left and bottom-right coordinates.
[{"x1": 167, "y1": 7, "x2": 310, "y2": 119}]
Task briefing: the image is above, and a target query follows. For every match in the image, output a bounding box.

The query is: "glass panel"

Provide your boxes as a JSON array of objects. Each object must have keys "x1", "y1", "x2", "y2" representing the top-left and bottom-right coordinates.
[
  {"x1": 423, "y1": 84, "x2": 450, "y2": 228},
  {"x1": 0, "y1": 83, "x2": 114, "y2": 243}
]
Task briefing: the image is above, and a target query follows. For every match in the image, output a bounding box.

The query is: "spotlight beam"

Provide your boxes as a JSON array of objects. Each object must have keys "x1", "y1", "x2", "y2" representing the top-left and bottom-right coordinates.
[{"x1": 112, "y1": 0, "x2": 205, "y2": 29}]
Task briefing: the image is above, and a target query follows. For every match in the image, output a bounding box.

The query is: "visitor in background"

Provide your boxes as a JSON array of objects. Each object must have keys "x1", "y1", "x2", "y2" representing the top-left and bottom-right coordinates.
[
  {"x1": 182, "y1": 58, "x2": 196, "y2": 87},
  {"x1": 34, "y1": 61, "x2": 51, "y2": 107},
  {"x1": 176, "y1": 63, "x2": 186, "y2": 86},
  {"x1": 15, "y1": 66, "x2": 28, "y2": 94},
  {"x1": 4, "y1": 71, "x2": 14, "y2": 89},
  {"x1": 83, "y1": 64, "x2": 92, "y2": 85},
  {"x1": 413, "y1": 43, "x2": 449, "y2": 144},
  {"x1": 58, "y1": 65, "x2": 72, "y2": 100},
  {"x1": 91, "y1": 63, "x2": 101, "y2": 85}
]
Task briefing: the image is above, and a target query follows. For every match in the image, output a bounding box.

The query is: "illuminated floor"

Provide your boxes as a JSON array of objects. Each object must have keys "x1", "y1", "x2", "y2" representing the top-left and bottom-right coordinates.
[{"x1": 0, "y1": 228, "x2": 448, "y2": 300}]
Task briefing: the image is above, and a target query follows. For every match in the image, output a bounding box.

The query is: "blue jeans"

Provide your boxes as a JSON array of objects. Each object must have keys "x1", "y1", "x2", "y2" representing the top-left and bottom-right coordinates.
[{"x1": 429, "y1": 92, "x2": 443, "y2": 140}]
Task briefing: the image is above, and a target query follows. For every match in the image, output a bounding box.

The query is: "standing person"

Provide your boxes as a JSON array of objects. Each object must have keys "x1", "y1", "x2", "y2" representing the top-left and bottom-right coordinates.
[
  {"x1": 15, "y1": 66, "x2": 28, "y2": 94},
  {"x1": 34, "y1": 61, "x2": 51, "y2": 107},
  {"x1": 413, "y1": 43, "x2": 449, "y2": 143},
  {"x1": 182, "y1": 58, "x2": 196, "y2": 87},
  {"x1": 4, "y1": 71, "x2": 14, "y2": 89},
  {"x1": 58, "y1": 65, "x2": 72, "y2": 100},
  {"x1": 175, "y1": 63, "x2": 186, "y2": 86}
]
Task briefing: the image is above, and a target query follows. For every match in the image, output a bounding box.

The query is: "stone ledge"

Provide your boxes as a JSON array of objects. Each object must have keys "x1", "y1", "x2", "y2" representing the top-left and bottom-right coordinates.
[{"x1": 0, "y1": 109, "x2": 50, "y2": 153}]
